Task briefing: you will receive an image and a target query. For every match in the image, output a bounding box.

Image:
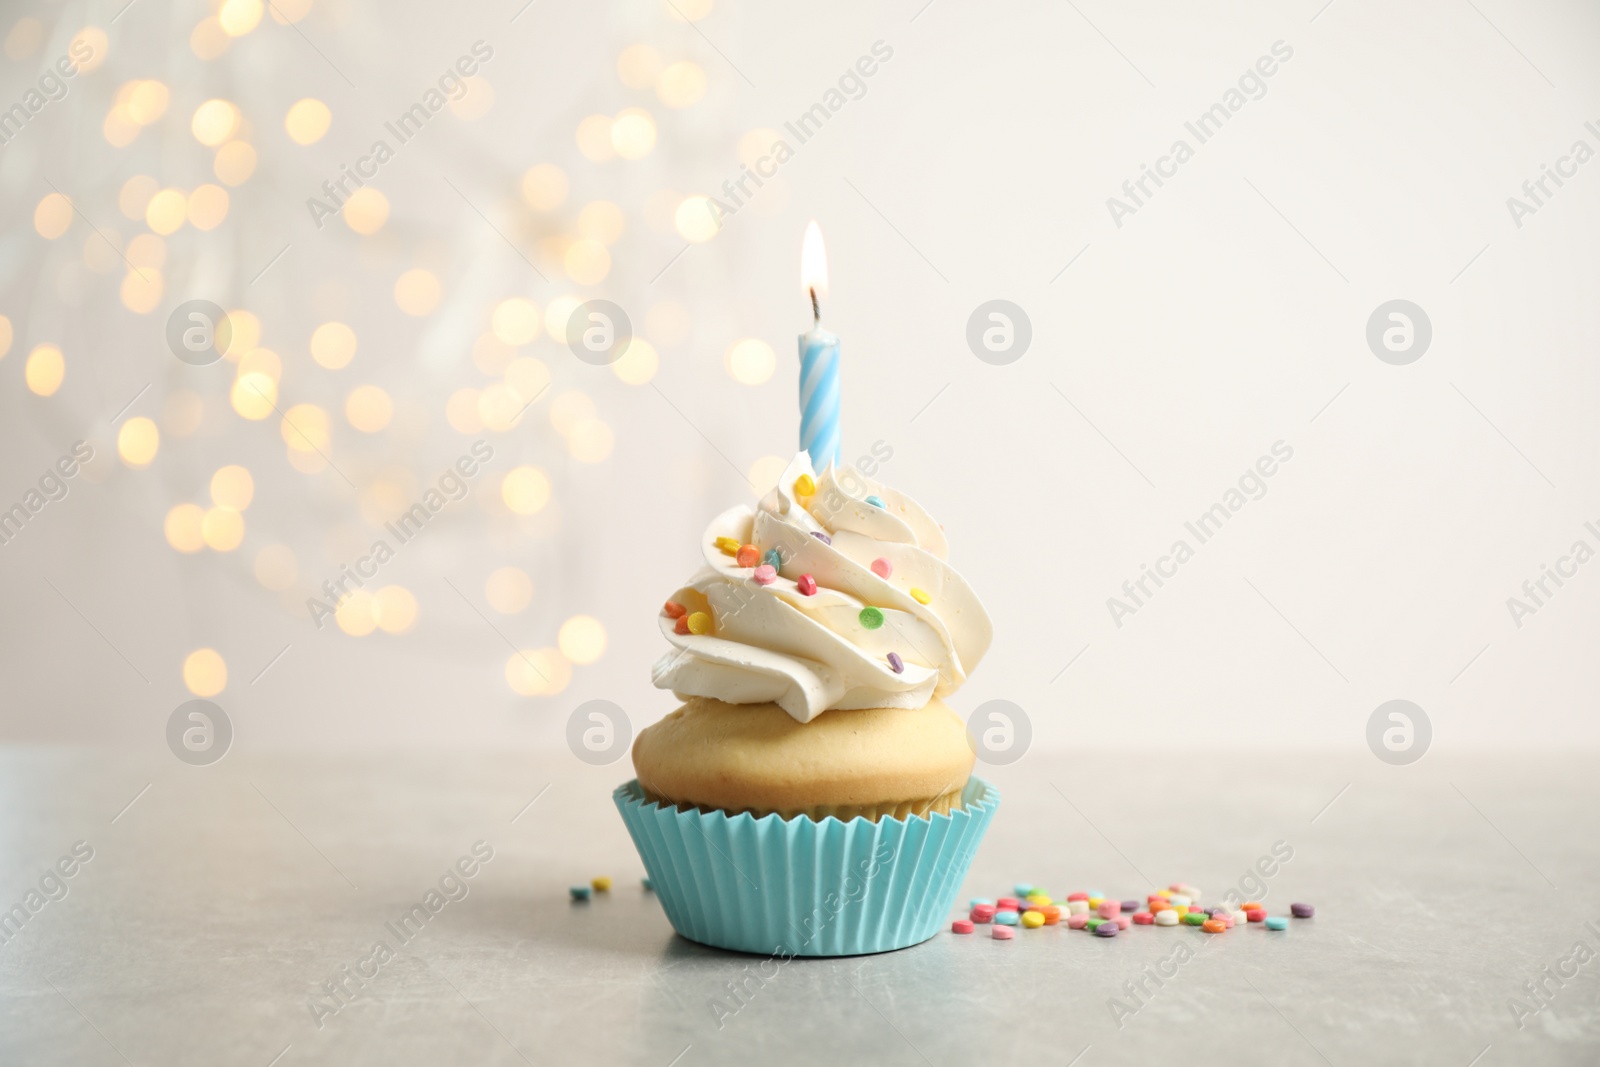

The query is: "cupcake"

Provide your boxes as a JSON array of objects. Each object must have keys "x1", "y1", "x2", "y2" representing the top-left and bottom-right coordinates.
[{"x1": 614, "y1": 452, "x2": 996, "y2": 956}]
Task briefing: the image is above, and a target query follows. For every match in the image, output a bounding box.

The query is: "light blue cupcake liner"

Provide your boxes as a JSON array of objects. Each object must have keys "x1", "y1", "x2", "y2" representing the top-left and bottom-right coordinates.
[{"x1": 613, "y1": 776, "x2": 998, "y2": 957}]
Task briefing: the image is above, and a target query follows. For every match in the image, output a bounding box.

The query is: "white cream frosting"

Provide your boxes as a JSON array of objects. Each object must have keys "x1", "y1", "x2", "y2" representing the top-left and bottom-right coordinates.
[{"x1": 653, "y1": 453, "x2": 992, "y2": 722}]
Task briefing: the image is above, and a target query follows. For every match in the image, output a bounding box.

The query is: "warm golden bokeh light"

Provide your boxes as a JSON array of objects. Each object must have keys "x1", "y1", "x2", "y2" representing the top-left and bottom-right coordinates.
[
  {"x1": 657, "y1": 61, "x2": 707, "y2": 108},
  {"x1": 201, "y1": 506, "x2": 245, "y2": 551},
  {"x1": 491, "y1": 298, "x2": 540, "y2": 346},
  {"x1": 162, "y1": 389, "x2": 204, "y2": 437},
  {"x1": 501, "y1": 466, "x2": 551, "y2": 515},
  {"x1": 485, "y1": 566, "x2": 533, "y2": 614},
  {"x1": 126, "y1": 80, "x2": 170, "y2": 125},
  {"x1": 505, "y1": 648, "x2": 571, "y2": 696},
  {"x1": 566, "y1": 418, "x2": 614, "y2": 463},
  {"x1": 543, "y1": 295, "x2": 581, "y2": 340},
  {"x1": 183, "y1": 648, "x2": 228, "y2": 696},
  {"x1": 218, "y1": 0, "x2": 264, "y2": 37},
  {"x1": 617, "y1": 44, "x2": 663, "y2": 89},
  {"x1": 472, "y1": 333, "x2": 515, "y2": 375},
  {"x1": 71, "y1": 27, "x2": 108, "y2": 71},
  {"x1": 341, "y1": 187, "x2": 388, "y2": 235},
  {"x1": 446, "y1": 388, "x2": 483, "y2": 434},
  {"x1": 118, "y1": 175, "x2": 158, "y2": 220},
  {"x1": 254, "y1": 544, "x2": 297, "y2": 590},
  {"x1": 345, "y1": 385, "x2": 392, "y2": 433},
  {"x1": 310, "y1": 321, "x2": 357, "y2": 369},
  {"x1": 280, "y1": 403, "x2": 331, "y2": 453},
  {"x1": 284, "y1": 98, "x2": 331, "y2": 144},
  {"x1": 519, "y1": 163, "x2": 568, "y2": 211},
  {"x1": 394, "y1": 269, "x2": 441, "y2": 315},
  {"x1": 576, "y1": 201, "x2": 626, "y2": 245},
  {"x1": 231, "y1": 372, "x2": 277, "y2": 420},
  {"x1": 0, "y1": 316, "x2": 11, "y2": 359},
  {"x1": 449, "y1": 77, "x2": 495, "y2": 120},
  {"x1": 187, "y1": 185, "x2": 230, "y2": 230},
  {"x1": 748, "y1": 454, "x2": 788, "y2": 494},
  {"x1": 335, "y1": 590, "x2": 378, "y2": 636},
  {"x1": 116, "y1": 417, "x2": 160, "y2": 468},
  {"x1": 558, "y1": 615, "x2": 607, "y2": 664},
  {"x1": 726, "y1": 338, "x2": 776, "y2": 385},
  {"x1": 4, "y1": 17, "x2": 42, "y2": 59},
  {"x1": 610, "y1": 108, "x2": 656, "y2": 160},
  {"x1": 191, "y1": 99, "x2": 240, "y2": 146},
  {"x1": 575, "y1": 115, "x2": 615, "y2": 162},
  {"x1": 236, "y1": 346, "x2": 280, "y2": 381},
  {"x1": 120, "y1": 269, "x2": 164, "y2": 314},
  {"x1": 214, "y1": 140, "x2": 257, "y2": 185},
  {"x1": 226, "y1": 311, "x2": 261, "y2": 355},
  {"x1": 674, "y1": 196, "x2": 718, "y2": 242},
  {"x1": 164, "y1": 503, "x2": 206, "y2": 553},
  {"x1": 563, "y1": 239, "x2": 610, "y2": 285},
  {"x1": 33, "y1": 194, "x2": 72, "y2": 239},
  {"x1": 25, "y1": 344, "x2": 64, "y2": 396},
  {"x1": 190, "y1": 17, "x2": 230, "y2": 60},
  {"x1": 126, "y1": 234, "x2": 166, "y2": 270},
  {"x1": 613, "y1": 338, "x2": 658, "y2": 385},
  {"x1": 145, "y1": 188, "x2": 187, "y2": 235},
  {"x1": 374, "y1": 585, "x2": 419, "y2": 634},
  {"x1": 210, "y1": 465, "x2": 254, "y2": 509},
  {"x1": 667, "y1": 0, "x2": 715, "y2": 20}
]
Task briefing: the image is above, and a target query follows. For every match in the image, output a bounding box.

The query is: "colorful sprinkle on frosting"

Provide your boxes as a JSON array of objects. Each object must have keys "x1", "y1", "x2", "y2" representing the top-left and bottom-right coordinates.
[{"x1": 858, "y1": 607, "x2": 884, "y2": 630}]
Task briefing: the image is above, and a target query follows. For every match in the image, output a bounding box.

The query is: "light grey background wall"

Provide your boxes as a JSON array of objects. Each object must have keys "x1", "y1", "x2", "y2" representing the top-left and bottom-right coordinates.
[{"x1": 0, "y1": 0, "x2": 1595, "y2": 754}]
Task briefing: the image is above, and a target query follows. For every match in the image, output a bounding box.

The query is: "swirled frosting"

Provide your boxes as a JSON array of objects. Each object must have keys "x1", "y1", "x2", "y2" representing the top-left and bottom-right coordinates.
[{"x1": 653, "y1": 453, "x2": 992, "y2": 723}]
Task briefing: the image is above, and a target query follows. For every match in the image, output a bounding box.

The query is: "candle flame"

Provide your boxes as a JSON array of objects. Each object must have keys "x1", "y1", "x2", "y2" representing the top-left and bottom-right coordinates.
[{"x1": 800, "y1": 220, "x2": 828, "y2": 301}]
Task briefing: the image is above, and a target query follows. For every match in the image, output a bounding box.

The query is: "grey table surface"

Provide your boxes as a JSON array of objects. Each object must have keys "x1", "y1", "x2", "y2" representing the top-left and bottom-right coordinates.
[{"x1": 1, "y1": 746, "x2": 1596, "y2": 1067}]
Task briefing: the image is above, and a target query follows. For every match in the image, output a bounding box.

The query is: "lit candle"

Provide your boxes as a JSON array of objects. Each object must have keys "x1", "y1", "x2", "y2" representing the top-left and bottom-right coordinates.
[{"x1": 798, "y1": 220, "x2": 841, "y2": 470}]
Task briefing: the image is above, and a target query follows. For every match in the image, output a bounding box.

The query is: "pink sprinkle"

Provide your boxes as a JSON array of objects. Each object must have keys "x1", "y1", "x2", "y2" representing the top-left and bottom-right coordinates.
[
  {"x1": 952, "y1": 919, "x2": 974, "y2": 934},
  {"x1": 753, "y1": 565, "x2": 777, "y2": 585},
  {"x1": 1097, "y1": 900, "x2": 1120, "y2": 918},
  {"x1": 1115, "y1": 915, "x2": 1131, "y2": 929},
  {"x1": 992, "y1": 926, "x2": 1014, "y2": 940},
  {"x1": 797, "y1": 574, "x2": 818, "y2": 596},
  {"x1": 1066, "y1": 914, "x2": 1090, "y2": 929},
  {"x1": 871, "y1": 558, "x2": 892, "y2": 578}
]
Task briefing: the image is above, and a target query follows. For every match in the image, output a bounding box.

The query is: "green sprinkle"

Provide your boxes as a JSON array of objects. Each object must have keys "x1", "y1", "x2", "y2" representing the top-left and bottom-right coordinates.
[
  {"x1": 1183, "y1": 912, "x2": 1206, "y2": 926},
  {"x1": 1086, "y1": 916, "x2": 1105, "y2": 930},
  {"x1": 858, "y1": 607, "x2": 884, "y2": 630}
]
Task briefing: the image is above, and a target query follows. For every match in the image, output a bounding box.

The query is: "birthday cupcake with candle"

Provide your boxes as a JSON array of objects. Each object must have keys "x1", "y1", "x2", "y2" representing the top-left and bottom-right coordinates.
[{"x1": 613, "y1": 224, "x2": 998, "y2": 957}]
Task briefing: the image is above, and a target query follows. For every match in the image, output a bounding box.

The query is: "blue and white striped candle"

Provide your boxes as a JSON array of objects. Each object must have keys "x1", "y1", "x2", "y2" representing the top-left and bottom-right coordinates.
[{"x1": 798, "y1": 221, "x2": 841, "y2": 470}]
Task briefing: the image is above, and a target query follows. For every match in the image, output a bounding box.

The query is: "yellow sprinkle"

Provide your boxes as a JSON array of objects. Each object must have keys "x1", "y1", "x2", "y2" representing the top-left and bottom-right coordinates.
[
  {"x1": 1020, "y1": 910, "x2": 1046, "y2": 929},
  {"x1": 793, "y1": 473, "x2": 816, "y2": 497},
  {"x1": 1026, "y1": 893, "x2": 1052, "y2": 907},
  {"x1": 1087, "y1": 896, "x2": 1104, "y2": 909},
  {"x1": 714, "y1": 536, "x2": 740, "y2": 556},
  {"x1": 1175, "y1": 905, "x2": 1189, "y2": 918},
  {"x1": 1156, "y1": 889, "x2": 1173, "y2": 898},
  {"x1": 686, "y1": 611, "x2": 712, "y2": 635},
  {"x1": 910, "y1": 587, "x2": 931, "y2": 604},
  {"x1": 591, "y1": 876, "x2": 612, "y2": 892}
]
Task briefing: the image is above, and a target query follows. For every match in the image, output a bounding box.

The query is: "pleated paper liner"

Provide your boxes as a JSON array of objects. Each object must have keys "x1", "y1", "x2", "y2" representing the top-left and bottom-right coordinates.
[{"x1": 613, "y1": 776, "x2": 998, "y2": 957}]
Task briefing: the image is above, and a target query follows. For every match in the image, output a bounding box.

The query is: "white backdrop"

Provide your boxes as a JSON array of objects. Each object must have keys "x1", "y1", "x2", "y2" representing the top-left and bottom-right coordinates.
[{"x1": 0, "y1": 0, "x2": 1596, "y2": 754}]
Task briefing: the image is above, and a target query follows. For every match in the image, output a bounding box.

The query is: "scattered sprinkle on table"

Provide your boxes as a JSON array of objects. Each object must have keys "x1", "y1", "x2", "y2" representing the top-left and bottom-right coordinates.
[
  {"x1": 569, "y1": 886, "x2": 591, "y2": 901},
  {"x1": 591, "y1": 876, "x2": 611, "y2": 892},
  {"x1": 948, "y1": 880, "x2": 1316, "y2": 944}
]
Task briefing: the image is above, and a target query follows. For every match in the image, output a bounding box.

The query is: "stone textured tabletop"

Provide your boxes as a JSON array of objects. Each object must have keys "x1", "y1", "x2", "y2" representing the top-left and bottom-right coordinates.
[{"x1": 1, "y1": 748, "x2": 1596, "y2": 1066}]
